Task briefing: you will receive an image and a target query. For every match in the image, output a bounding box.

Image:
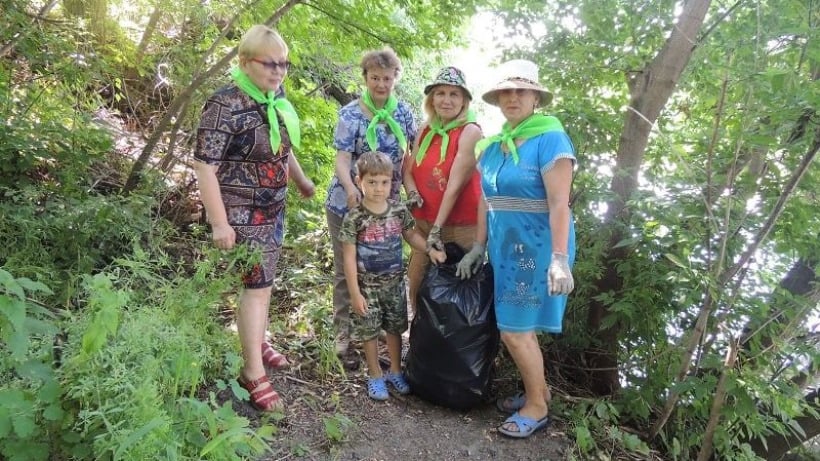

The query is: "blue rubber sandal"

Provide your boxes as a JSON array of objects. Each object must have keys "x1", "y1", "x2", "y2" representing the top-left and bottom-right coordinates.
[
  {"x1": 496, "y1": 391, "x2": 526, "y2": 413},
  {"x1": 384, "y1": 372, "x2": 411, "y2": 395},
  {"x1": 497, "y1": 411, "x2": 551, "y2": 439},
  {"x1": 367, "y1": 377, "x2": 389, "y2": 401}
]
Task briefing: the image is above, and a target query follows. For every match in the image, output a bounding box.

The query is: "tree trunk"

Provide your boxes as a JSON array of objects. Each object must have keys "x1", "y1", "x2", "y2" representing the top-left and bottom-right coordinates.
[
  {"x1": 122, "y1": 0, "x2": 303, "y2": 193},
  {"x1": 135, "y1": 7, "x2": 162, "y2": 67},
  {"x1": 585, "y1": 0, "x2": 713, "y2": 396},
  {"x1": 325, "y1": 80, "x2": 357, "y2": 106}
]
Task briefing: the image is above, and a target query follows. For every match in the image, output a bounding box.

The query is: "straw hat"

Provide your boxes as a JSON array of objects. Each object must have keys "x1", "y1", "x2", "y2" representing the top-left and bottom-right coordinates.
[
  {"x1": 481, "y1": 59, "x2": 553, "y2": 107},
  {"x1": 423, "y1": 66, "x2": 472, "y2": 100}
]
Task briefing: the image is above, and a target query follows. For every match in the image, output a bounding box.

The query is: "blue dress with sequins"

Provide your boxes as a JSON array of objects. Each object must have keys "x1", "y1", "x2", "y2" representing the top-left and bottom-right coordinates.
[{"x1": 478, "y1": 131, "x2": 577, "y2": 333}]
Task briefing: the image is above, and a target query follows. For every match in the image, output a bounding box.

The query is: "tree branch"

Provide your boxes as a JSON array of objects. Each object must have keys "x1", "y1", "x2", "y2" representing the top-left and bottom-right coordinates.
[
  {"x1": 0, "y1": 0, "x2": 59, "y2": 58},
  {"x1": 698, "y1": 0, "x2": 744, "y2": 42},
  {"x1": 135, "y1": 7, "x2": 162, "y2": 66},
  {"x1": 651, "y1": 129, "x2": 820, "y2": 439},
  {"x1": 696, "y1": 337, "x2": 739, "y2": 461},
  {"x1": 301, "y1": 0, "x2": 393, "y2": 44},
  {"x1": 720, "y1": 134, "x2": 820, "y2": 286}
]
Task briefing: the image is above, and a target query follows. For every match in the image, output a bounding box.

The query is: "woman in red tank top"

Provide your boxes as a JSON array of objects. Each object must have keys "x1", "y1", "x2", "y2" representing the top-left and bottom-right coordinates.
[{"x1": 403, "y1": 66, "x2": 483, "y2": 313}]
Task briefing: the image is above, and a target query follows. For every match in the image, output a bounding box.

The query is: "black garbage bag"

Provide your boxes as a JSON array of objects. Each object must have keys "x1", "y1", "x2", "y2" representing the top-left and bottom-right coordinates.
[{"x1": 405, "y1": 243, "x2": 499, "y2": 410}]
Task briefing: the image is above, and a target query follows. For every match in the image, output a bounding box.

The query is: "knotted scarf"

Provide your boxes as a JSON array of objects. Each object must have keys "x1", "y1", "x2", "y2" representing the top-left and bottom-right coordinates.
[
  {"x1": 475, "y1": 114, "x2": 564, "y2": 164},
  {"x1": 361, "y1": 91, "x2": 408, "y2": 152},
  {"x1": 415, "y1": 109, "x2": 477, "y2": 165},
  {"x1": 231, "y1": 67, "x2": 300, "y2": 153}
]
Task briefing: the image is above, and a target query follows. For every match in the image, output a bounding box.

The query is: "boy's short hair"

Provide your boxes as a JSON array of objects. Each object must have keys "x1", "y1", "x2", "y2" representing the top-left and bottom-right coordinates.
[{"x1": 355, "y1": 151, "x2": 393, "y2": 178}]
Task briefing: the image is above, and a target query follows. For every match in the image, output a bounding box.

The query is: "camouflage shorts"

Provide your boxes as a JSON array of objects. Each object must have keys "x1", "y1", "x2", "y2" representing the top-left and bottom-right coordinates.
[{"x1": 350, "y1": 272, "x2": 408, "y2": 341}]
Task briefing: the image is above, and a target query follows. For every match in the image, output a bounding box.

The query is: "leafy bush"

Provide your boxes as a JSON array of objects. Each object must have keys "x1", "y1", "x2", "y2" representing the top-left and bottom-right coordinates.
[
  {"x1": 0, "y1": 14, "x2": 113, "y2": 193},
  {"x1": 56, "y1": 250, "x2": 277, "y2": 460},
  {"x1": 0, "y1": 269, "x2": 63, "y2": 461},
  {"x1": 0, "y1": 187, "x2": 158, "y2": 301}
]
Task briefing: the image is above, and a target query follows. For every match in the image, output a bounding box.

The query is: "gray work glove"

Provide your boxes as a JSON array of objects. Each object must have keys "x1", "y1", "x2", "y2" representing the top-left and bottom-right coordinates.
[
  {"x1": 547, "y1": 252, "x2": 574, "y2": 295},
  {"x1": 426, "y1": 224, "x2": 444, "y2": 252},
  {"x1": 406, "y1": 190, "x2": 424, "y2": 209},
  {"x1": 455, "y1": 242, "x2": 485, "y2": 280}
]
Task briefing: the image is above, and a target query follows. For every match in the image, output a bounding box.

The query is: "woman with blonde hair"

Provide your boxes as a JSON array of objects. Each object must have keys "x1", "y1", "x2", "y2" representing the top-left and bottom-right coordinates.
[
  {"x1": 193, "y1": 25, "x2": 314, "y2": 412},
  {"x1": 403, "y1": 66, "x2": 482, "y2": 313}
]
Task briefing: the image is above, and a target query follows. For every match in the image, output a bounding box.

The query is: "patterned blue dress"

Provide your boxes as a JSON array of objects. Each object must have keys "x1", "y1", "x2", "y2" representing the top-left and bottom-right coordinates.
[{"x1": 479, "y1": 131, "x2": 576, "y2": 333}]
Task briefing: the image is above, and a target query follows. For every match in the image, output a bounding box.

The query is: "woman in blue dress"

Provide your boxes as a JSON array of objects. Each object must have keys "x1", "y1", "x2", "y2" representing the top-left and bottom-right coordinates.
[{"x1": 456, "y1": 59, "x2": 576, "y2": 438}]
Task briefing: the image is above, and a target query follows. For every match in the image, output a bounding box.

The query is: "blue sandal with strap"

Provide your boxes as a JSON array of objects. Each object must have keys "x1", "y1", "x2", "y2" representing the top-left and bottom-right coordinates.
[
  {"x1": 497, "y1": 411, "x2": 551, "y2": 439},
  {"x1": 367, "y1": 377, "x2": 389, "y2": 401}
]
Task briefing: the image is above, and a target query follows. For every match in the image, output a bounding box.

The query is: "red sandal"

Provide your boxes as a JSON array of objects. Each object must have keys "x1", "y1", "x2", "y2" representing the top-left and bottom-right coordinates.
[
  {"x1": 238, "y1": 374, "x2": 282, "y2": 412},
  {"x1": 261, "y1": 341, "x2": 290, "y2": 369}
]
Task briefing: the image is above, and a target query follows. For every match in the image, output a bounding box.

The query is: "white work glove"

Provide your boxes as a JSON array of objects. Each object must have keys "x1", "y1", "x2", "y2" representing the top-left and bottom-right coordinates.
[
  {"x1": 547, "y1": 252, "x2": 574, "y2": 295},
  {"x1": 455, "y1": 242, "x2": 485, "y2": 280}
]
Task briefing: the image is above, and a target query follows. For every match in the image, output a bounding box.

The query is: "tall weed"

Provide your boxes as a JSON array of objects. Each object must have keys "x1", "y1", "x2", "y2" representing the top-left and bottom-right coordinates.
[
  {"x1": 58, "y1": 248, "x2": 276, "y2": 460},
  {"x1": 0, "y1": 269, "x2": 62, "y2": 461}
]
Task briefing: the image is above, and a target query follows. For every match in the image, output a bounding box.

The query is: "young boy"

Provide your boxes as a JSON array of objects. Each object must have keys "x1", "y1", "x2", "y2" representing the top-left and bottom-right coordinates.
[{"x1": 339, "y1": 151, "x2": 446, "y2": 400}]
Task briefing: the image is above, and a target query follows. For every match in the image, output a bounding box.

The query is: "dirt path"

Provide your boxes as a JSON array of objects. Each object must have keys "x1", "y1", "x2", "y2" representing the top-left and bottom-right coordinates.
[{"x1": 222, "y1": 362, "x2": 571, "y2": 461}]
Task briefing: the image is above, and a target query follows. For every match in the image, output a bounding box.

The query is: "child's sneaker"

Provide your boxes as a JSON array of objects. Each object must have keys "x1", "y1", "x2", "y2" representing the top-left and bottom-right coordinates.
[
  {"x1": 384, "y1": 372, "x2": 411, "y2": 395},
  {"x1": 367, "y1": 377, "x2": 389, "y2": 401}
]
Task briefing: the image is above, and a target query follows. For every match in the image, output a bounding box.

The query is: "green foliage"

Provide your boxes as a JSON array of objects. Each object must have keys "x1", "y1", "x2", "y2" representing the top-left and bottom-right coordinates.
[
  {"x1": 79, "y1": 273, "x2": 126, "y2": 355},
  {"x1": 0, "y1": 70, "x2": 112, "y2": 191},
  {"x1": 0, "y1": 187, "x2": 158, "y2": 300},
  {"x1": 2, "y1": 0, "x2": 817, "y2": 458},
  {"x1": 0, "y1": 1, "x2": 115, "y2": 191},
  {"x1": 323, "y1": 413, "x2": 354, "y2": 443},
  {"x1": 56, "y1": 249, "x2": 275, "y2": 460},
  {"x1": 0, "y1": 269, "x2": 62, "y2": 461},
  {"x1": 563, "y1": 399, "x2": 651, "y2": 459},
  {"x1": 275, "y1": 230, "x2": 345, "y2": 378}
]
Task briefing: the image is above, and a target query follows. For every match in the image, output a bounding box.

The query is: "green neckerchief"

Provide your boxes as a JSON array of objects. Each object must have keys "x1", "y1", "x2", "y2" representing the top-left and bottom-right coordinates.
[
  {"x1": 230, "y1": 67, "x2": 300, "y2": 153},
  {"x1": 361, "y1": 90, "x2": 408, "y2": 152},
  {"x1": 415, "y1": 109, "x2": 477, "y2": 165},
  {"x1": 475, "y1": 114, "x2": 564, "y2": 164}
]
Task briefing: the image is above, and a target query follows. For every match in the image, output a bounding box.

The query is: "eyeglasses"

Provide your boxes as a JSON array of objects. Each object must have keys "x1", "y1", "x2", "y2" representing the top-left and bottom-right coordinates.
[
  {"x1": 250, "y1": 58, "x2": 291, "y2": 71},
  {"x1": 368, "y1": 75, "x2": 395, "y2": 84}
]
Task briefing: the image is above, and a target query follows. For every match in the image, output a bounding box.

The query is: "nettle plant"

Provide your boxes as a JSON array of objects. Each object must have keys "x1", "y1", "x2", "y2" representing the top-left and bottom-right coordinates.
[
  {"x1": 55, "y1": 249, "x2": 278, "y2": 460},
  {"x1": 0, "y1": 269, "x2": 62, "y2": 461}
]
